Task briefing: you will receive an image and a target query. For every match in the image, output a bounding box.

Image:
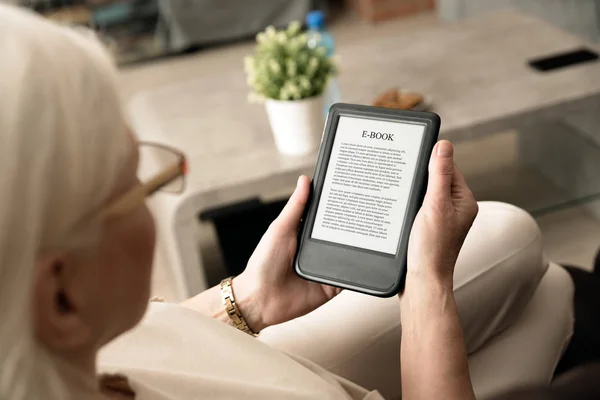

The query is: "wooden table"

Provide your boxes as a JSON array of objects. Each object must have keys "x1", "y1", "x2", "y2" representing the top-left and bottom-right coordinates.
[{"x1": 128, "y1": 11, "x2": 600, "y2": 299}]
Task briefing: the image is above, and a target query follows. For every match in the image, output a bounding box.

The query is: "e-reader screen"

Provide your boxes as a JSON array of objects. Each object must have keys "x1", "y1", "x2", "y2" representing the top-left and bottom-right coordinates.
[{"x1": 311, "y1": 115, "x2": 426, "y2": 255}]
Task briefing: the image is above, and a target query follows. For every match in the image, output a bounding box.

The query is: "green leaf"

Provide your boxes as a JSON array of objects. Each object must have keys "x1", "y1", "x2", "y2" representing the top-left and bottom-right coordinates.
[{"x1": 244, "y1": 21, "x2": 338, "y2": 100}]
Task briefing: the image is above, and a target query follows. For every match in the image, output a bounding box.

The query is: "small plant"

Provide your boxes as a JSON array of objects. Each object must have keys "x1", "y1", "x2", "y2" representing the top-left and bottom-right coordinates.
[{"x1": 244, "y1": 21, "x2": 337, "y2": 101}]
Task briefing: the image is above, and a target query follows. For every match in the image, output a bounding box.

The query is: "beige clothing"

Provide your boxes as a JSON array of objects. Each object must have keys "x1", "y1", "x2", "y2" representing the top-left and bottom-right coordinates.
[
  {"x1": 99, "y1": 302, "x2": 382, "y2": 399},
  {"x1": 99, "y1": 202, "x2": 574, "y2": 399}
]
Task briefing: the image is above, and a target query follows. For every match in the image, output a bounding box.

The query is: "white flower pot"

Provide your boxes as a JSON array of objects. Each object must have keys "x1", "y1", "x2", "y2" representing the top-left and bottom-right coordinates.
[{"x1": 265, "y1": 95, "x2": 325, "y2": 156}]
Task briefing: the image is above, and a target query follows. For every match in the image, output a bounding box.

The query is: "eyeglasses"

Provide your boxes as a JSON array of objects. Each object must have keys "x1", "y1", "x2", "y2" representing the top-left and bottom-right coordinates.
[{"x1": 100, "y1": 142, "x2": 187, "y2": 218}]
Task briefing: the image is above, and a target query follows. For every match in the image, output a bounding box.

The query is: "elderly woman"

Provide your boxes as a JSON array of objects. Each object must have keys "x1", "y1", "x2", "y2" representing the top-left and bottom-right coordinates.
[{"x1": 0, "y1": 5, "x2": 576, "y2": 400}]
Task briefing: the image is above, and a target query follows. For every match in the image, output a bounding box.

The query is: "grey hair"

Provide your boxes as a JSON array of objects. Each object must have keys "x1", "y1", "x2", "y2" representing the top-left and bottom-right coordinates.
[{"x1": 0, "y1": 5, "x2": 132, "y2": 399}]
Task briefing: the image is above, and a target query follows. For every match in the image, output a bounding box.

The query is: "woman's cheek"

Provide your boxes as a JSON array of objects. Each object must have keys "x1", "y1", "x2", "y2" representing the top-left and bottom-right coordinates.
[
  {"x1": 116, "y1": 205, "x2": 156, "y2": 322},
  {"x1": 130, "y1": 205, "x2": 156, "y2": 298}
]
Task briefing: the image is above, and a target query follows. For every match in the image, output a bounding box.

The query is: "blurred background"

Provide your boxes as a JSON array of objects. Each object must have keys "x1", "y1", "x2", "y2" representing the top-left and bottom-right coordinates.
[
  {"x1": 20, "y1": 0, "x2": 600, "y2": 64},
  {"x1": 19, "y1": 0, "x2": 600, "y2": 301}
]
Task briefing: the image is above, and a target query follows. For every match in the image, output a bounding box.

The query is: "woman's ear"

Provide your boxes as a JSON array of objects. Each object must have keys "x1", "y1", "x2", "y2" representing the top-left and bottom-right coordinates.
[{"x1": 32, "y1": 251, "x2": 92, "y2": 353}]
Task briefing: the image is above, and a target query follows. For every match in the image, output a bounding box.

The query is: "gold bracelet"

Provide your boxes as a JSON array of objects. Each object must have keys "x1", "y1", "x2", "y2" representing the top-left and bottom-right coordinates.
[{"x1": 220, "y1": 277, "x2": 258, "y2": 336}]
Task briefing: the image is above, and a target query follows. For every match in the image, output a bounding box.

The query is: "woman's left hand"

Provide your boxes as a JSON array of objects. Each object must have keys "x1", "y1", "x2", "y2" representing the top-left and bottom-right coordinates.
[{"x1": 233, "y1": 175, "x2": 342, "y2": 332}]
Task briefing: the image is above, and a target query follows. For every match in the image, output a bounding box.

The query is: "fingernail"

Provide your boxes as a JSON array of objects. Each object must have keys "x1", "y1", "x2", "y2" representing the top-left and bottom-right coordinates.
[
  {"x1": 437, "y1": 141, "x2": 453, "y2": 158},
  {"x1": 297, "y1": 176, "x2": 302, "y2": 188}
]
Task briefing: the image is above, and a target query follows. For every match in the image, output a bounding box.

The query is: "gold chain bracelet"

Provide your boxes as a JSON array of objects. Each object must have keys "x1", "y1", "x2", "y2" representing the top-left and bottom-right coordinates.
[{"x1": 220, "y1": 277, "x2": 258, "y2": 336}]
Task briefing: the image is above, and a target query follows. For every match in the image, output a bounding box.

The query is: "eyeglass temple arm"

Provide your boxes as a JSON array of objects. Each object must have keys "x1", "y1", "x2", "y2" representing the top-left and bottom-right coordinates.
[{"x1": 102, "y1": 163, "x2": 183, "y2": 218}]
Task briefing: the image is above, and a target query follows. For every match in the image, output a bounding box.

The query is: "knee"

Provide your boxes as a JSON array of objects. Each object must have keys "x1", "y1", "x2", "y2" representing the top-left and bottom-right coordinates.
[
  {"x1": 455, "y1": 202, "x2": 548, "y2": 351},
  {"x1": 456, "y1": 201, "x2": 547, "y2": 300},
  {"x1": 476, "y1": 202, "x2": 542, "y2": 252}
]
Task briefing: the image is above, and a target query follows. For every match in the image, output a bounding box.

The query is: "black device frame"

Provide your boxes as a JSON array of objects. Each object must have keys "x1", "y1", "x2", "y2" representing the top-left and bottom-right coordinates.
[{"x1": 294, "y1": 103, "x2": 440, "y2": 297}]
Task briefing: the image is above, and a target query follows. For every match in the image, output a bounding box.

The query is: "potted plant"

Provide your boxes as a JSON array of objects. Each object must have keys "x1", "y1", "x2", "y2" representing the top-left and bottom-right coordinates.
[{"x1": 244, "y1": 21, "x2": 338, "y2": 156}]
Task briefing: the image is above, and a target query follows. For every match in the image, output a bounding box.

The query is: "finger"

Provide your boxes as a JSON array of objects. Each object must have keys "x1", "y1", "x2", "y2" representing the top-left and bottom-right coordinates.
[
  {"x1": 451, "y1": 162, "x2": 468, "y2": 191},
  {"x1": 273, "y1": 175, "x2": 311, "y2": 232},
  {"x1": 452, "y1": 163, "x2": 475, "y2": 202},
  {"x1": 425, "y1": 140, "x2": 454, "y2": 205},
  {"x1": 452, "y1": 164, "x2": 479, "y2": 221}
]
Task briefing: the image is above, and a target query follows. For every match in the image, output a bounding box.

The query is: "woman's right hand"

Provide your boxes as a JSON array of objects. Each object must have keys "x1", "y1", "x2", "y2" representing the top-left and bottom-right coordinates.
[
  {"x1": 406, "y1": 140, "x2": 478, "y2": 289},
  {"x1": 401, "y1": 140, "x2": 478, "y2": 400}
]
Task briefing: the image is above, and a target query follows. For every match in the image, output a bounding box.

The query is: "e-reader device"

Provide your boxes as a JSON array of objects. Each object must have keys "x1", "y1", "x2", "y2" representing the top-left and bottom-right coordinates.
[{"x1": 295, "y1": 103, "x2": 440, "y2": 297}]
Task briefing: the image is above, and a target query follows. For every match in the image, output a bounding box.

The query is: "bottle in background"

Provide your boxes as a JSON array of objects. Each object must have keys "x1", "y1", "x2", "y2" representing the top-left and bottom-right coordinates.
[{"x1": 306, "y1": 10, "x2": 340, "y2": 116}]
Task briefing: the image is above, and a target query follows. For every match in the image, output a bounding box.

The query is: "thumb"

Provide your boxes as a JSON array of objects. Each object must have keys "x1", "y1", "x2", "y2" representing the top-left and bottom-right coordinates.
[
  {"x1": 273, "y1": 175, "x2": 311, "y2": 233},
  {"x1": 425, "y1": 140, "x2": 454, "y2": 205}
]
